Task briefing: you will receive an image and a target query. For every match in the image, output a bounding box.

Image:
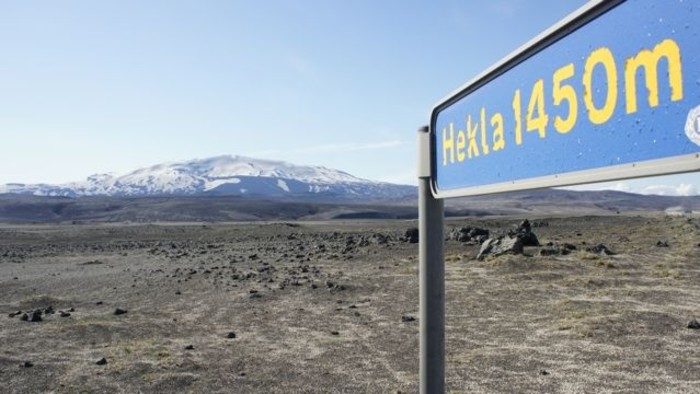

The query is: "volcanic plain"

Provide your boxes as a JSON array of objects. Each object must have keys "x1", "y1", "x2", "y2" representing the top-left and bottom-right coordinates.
[{"x1": 1, "y1": 214, "x2": 699, "y2": 393}]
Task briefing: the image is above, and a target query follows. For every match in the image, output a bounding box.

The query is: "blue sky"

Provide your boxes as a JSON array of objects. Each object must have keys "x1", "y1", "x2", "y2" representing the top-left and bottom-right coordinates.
[{"x1": 1, "y1": 0, "x2": 698, "y2": 195}]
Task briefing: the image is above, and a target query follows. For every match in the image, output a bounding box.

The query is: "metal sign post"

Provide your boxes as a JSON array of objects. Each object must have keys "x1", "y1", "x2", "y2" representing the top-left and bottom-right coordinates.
[{"x1": 418, "y1": 125, "x2": 444, "y2": 394}]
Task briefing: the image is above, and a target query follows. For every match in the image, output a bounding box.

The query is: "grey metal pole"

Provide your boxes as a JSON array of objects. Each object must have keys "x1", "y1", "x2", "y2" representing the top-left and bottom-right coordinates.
[{"x1": 417, "y1": 125, "x2": 445, "y2": 393}]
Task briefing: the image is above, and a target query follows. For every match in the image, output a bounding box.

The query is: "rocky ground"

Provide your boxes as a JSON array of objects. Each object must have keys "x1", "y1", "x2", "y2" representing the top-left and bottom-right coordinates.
[{"x1": 0, "y1": 214, "x2": 699, "y2": 393}]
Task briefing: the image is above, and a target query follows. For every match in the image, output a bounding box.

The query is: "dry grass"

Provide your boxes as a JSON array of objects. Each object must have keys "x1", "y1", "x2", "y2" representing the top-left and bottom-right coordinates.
[{"x1": 0, "y1": 215, "x2": 699, "y2": 393}]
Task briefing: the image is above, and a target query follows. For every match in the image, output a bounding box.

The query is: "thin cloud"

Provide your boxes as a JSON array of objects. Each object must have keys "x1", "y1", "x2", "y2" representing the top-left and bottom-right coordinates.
[
  {"x1": 563, "y1": 181, "x2": 699, "y2": 196},
  {"x1": 606, "y1": 182, "x2": 632, "y2": 193},
  {"x1": 641, "y1": 183, "x2": 698, "y2": 196}
]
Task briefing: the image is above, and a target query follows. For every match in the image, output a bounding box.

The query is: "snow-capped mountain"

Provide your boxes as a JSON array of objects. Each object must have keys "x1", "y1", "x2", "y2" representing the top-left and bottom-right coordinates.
[{"x1": 0, "y1": 155, "x2": 416, "y2": 200}]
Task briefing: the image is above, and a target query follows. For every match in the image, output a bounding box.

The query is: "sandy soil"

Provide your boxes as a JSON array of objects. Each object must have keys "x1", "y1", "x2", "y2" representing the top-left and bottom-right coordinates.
[{"x1": 1, "y1": 215, "x2": 699, "y2": 393}]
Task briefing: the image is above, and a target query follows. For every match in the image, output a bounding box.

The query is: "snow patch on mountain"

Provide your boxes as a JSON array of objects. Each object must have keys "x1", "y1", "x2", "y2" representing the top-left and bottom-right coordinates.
[
  {"x1": 277, "y1": 179, "x2": 290, "y2": 192},
  {"x1": 204, "y1": 178, "x2": 241, "y2": 191}
]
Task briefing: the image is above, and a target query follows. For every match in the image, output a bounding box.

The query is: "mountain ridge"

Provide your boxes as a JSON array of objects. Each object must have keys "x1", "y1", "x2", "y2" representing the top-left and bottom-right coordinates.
[{"x1": 0, "y1": 155, "x2": 415, "y2": 200}]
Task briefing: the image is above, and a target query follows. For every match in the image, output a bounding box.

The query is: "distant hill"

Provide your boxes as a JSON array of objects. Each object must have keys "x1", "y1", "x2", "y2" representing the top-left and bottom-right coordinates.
[
  {"x1": 0, "y1": 189, "x2": 698, "y2": 223},
  {"x1": 447, "y1": 189, "x2": 700, "y2": 216}
]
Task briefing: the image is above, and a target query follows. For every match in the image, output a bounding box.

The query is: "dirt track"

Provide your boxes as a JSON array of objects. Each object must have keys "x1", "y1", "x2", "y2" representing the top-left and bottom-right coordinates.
[{"x1": 1, "y1": 215, "x2": 699, "y2": 393}]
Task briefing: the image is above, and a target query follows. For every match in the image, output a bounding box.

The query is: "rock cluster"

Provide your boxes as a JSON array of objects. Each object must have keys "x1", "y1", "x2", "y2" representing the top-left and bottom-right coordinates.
[
  {"x1": 585, "y1": 244, "x2": 615, "y2": 255},
  {"x1": 448, "y1": 227, "x2": 489, "y2": 244},
  {"x1": 476, "y1": 220, "x2": 538, "y2": 260},
  {"x1": 508, "y1": 219, "x2": 540, "y2": 247},
  {"x1": 8, "y1": 306, "x2": 75, "y2": 323},
  {"x1": 539, "y1": 243, "x2": 577, "y2": 256},
  {"x1": 477, "y1": 236, "x2": 523, "y2": 260}
]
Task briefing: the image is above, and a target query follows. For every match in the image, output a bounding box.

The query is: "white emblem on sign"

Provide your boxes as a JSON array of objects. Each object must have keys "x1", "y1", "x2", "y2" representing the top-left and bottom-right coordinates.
[{"x1": 685, "y1": 105, "x2": 700, "y2": 146}]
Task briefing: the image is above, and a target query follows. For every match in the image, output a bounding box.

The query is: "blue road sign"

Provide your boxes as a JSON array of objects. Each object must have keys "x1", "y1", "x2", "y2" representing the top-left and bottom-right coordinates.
[{"x1": 431, "y1": 0, "x2": 700, "y2": 198}]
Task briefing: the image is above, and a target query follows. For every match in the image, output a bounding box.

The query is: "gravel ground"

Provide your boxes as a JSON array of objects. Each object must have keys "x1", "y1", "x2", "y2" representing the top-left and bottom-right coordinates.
[{"x1": 0, "y1": 215, "x2": 699, "y2": 393}]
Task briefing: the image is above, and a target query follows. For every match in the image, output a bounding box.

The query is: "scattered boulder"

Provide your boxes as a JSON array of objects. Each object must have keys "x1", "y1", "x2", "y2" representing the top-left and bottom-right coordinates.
[
  {"x1": 539, "y1": 248, "x2": 560, "y2": 256},
  {"x1": 28, "y1": 310, "x2": 43, "y2": 322},
  {"x1": 539, "y1": 243, "x2": 576, "y2": 256},
  {"x1": 688, "y1": 319, "x2": 700, "y2": 329},
  {"x1": 401, "y1": 315, "x2": 416, "y2": 323},
  {"x1": 113, "y1": 308, "x2": 128, "y2": 316},
  {"x1": 403, "y1": 228, "x2": 419, "y2": 244},
  {"x1": 96, "y1": 357, "x2": 108, "y2": 366},
  {"x1": 184, "y1": 344, "x2": 194, "y2": 350},
  {"x1": 656, "y1": 240, "x2": 670, "y2": 247},
  {"x1": 226, "y1": 331, "x2": 237, "y2": 339},
  {"x1": 448, "y1": 227, "x2": 489, "y2": 244},
  {"x1": 477, "y1": 236, "x2": 524, "y2": 260},
  {"x1": 330, "y1": 330, "x2": 340, "y2": 336},
  {"x1": 585, "y1": 244, "x2": 615, "y2": 255},
  {"x1": 358, "y1": 233, "x2": 391, "y2": 246},
  {"x1": 509, "y1": 219, "x2": 539, "y2": 247},
  {"x1": 563, "y1": 243, "x2": 577, "y2": 251},
  {"x1": 20, "y1": 361, "x2": 33, "y2": 368}
]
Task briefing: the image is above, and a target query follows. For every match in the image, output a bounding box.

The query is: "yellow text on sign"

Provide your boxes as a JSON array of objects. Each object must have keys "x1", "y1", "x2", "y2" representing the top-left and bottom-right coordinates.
[{"x1": 442, "y1": 38, "x2": 684, "y2": 166}]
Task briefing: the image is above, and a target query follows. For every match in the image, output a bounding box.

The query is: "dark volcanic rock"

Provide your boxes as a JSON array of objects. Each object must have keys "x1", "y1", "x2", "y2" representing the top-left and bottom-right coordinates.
[
  {"x1": 539, "y1": 248, "x2": 561, "y2": 256},
  {"x1": 509, "y1": 219, "x2": 540, "y2": 247},
  {"x1": 688, "y1": 319, "x2": 700, "y2": 329},
  {"x1": 227, "y1": 331, "x2": 237, "y2": 339},
  {"x1": 28, "y1": 310, "x2": 43, "y2": 322},
  {"x1": 113, "y1": 308, "x2": 128, "y2": 316},
  {"x1": 449, "y1": 227, "x2": 490, "y2": 244},
  {"x1": 539, "y1": 243, "x2": 576, "y2": 256},
  {"x1": 185, "y1": 344, "x2": 195, "y2": 350},
  {"x1": 96, "y1": 357, "x2": 108, "y2": 365},
  {"x1": 401, "y1": 315, "x2": 416, "y2": 323},
  {"x1": 403, "y1": 228, "x2": 419, "y2": 244},
  {"x1": 656, "y1": 240, "x2": 670, "y2": 247},
  {"x1": 585, "y1": 244, "x2": 615, "y2": 255},
  {"x1": 477, "y1": 236, "x2": 524, "y2": 260},
  {"x1": 20, "y1": 361, "x2": 33, "y2": 368}
]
